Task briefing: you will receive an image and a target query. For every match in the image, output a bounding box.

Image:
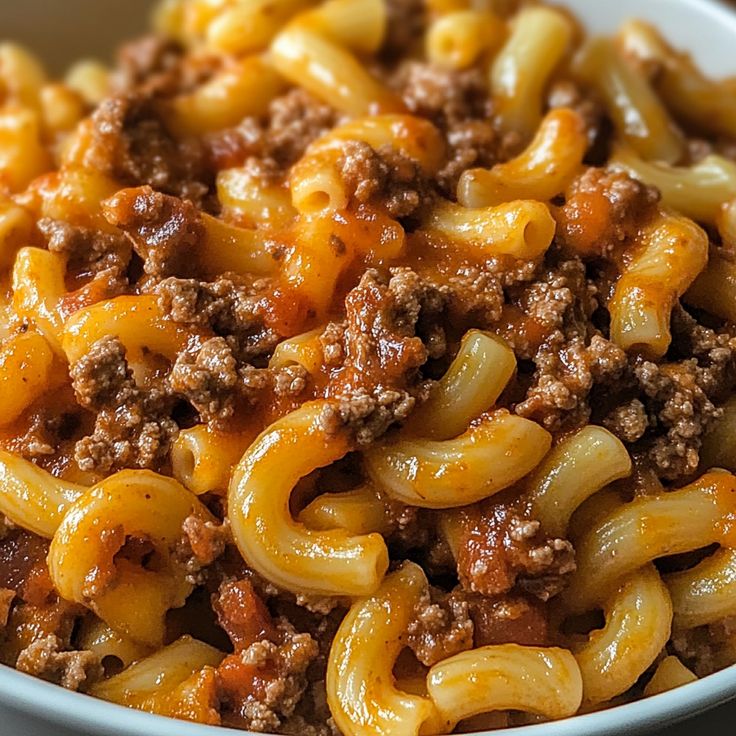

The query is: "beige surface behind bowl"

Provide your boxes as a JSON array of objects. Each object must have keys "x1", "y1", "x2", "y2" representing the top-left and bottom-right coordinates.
[{"x1": 0, "y1": 0, "x2": 154, "y2": 71}]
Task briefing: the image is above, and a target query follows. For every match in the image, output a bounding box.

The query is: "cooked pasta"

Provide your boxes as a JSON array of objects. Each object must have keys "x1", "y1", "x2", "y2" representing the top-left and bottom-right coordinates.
[{"x1": 1, "y1": 0, "x2": 736, "y2": 733}]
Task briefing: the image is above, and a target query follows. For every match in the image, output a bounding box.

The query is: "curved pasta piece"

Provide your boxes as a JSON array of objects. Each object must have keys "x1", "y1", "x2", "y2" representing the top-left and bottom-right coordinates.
[
  {"x1": 171, "y1": 424, "x2": 258, "y2": 496},
  {"x1": 77, "y1": 618, "x2": 153, "y2": 671},
  {"x1": 294, "y1": 0, "x2": 387, "y2": 54},
  {"x1": 12, "y1": 247, "x2": 66, "y2": 353},
  {"x1": 228, "y1": 401, "x2": 389, "y2": 596},
  {"x1": 562, "y1": 471, "x2": 736, "y2": 614},
  {"x1": 0, "y1": 106, "x2": 51, "y2": 191},
  {"x1": 90, "y1": 636, "x2": 224, "y2": 711},
  {"x1": 427, "y1": 643, "x2": 582, "y2": 729},
  {"x1": 198, "y1": 212, "x2": 278, "y2": 277},
  {"x1": 404, "y1": 330, "x2": 516, "y2": 441},
  {"x1": 490, "y1": 6, "x2": 572, "y2": 141},
  {"x1": 643, "y1": 655, "x2": 697, "y2": 697},
  {"x1": 574, "y1": 37, "x2": 683, "y2": 164},
  {"x1": 217, "y1": 167, "x2": 297, "y2": 229},
  {"x1": 284, "y1": 210, "x2": 405, "y2": 316},
  {"x1": 49, "y1": 471, "x2": 211, "y2": 647},
  {"x1": 299, "y1": 485, "x2": 393, "y2": 535},
  {"x1": 426, "y1": 10, "x2": 504, "y2": 70},
  {"x1": 0, "y1": 195, "x2": 33, "y2": 269},
  {"x1": 205, "y1": 0, "x2": 314, "y2": 54},
  {"x1": 608, "y1": 212, "x2": 708, "y2": 358},
  {"x1": 458, "y1": 108, "x2": 588, "y2": 208},
  {"x1": 526, "y1": 425, "x2": 632, "y2": 538},
  {"x1": 666, "y1": 548, "x2": 736, "y2": 630},
  {"x1": 0, "y1": 42, "x2": 46, "y2": 109},
  {"x1": 269, "y1": 328, "x2": 324, "y2": 373},
  {"x1": 610, "y1": 144, "x2": 736, "y2": 225},
  {"x1": 685, "y1": 251, "x2": 736, "y2": 324},
  {"x1": 62, "y1": 294, "x2": 201, "y2": 364},
  {"x1": 0, "y1": 332, "x2": 55, "y2": 426},
  {"x1": 619, "y1": 19, "x2": 736, "y2": 141},
  {"x1": 365, "y1": 410, "x2": 552, "y2": 509},
  {"x1": 0, "y1": 448, "x2": 85, "y2": 538},
  {"x1": 270, "y1": 25, "x2": 404, "y2": 117},
  {"x1": 65, "y1": 60, "x2": 111, "y2": 106},
  {"x1": 699, "y1": 395, "x2": 736, "y2": 472},
  {"x1": 424, "y1": 200, "x2": 556, "y2": 260},
  {"x1": 326, "y1": 562, "x2": 442, "y2": 736},
  {"x1": 572, "y1": 565, "x2": 672, "y2": 706},
  {"x1": 163, "y1": 56, "x2": 287, "y2": 137}
]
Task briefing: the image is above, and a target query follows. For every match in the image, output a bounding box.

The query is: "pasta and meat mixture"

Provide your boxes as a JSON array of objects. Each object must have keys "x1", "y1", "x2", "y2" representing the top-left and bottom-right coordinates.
[{"x1": 1, "y1": 0, "x2": 736, "y2": 732}]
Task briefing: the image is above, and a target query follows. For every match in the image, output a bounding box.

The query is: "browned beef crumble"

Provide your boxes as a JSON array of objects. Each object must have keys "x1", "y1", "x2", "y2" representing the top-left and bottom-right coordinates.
[
  {"x1": 671, "y1": 616, "x2": 736, "y2": 677},
  {"x1": 102, "y1": 186, "x2": 204, "y2": 280},
  {"x1": 15, "y1": 634, "x2": 101, "y2": 691},
  {"x1": 337, "y1": 140, "x2": 434, "y2": 221},
  {"x1": 391, "y1": 62, "x2": 499, "y2": 195},
  {"x1": 156, "y1": 276, "x2": 280, "y2": 362},
  {"x1": 555, "y1": 167, "x2": 660, "y2": 257},
  {"x1": 318, "y1": 267, "x2": 445, "y2": 444},
  {"x1": 468, "y1": 594, "x2": 550, "y2": 648},
  {"x1": 87, "y1": 94, "x2": 212, "y2": 205},
  {"x1": 113, "y1": 35, "x2": 186, "y2": 93},
  {"x1": 456, "y1": 502, "x2": 576, "y2": 602},
  {"x1": 380, "y1": 0, "x2": 426, "y2": 62},
  {"x1": 38, "y1": 217, "x2": 132, "y2": 292},
  {"x1": 208, "y1": 88, "x2": 337, "y2": 180},
  {"x1": 407, "y1": 587, "x2": 474, "y2": 666},
  {"x1": 70, "y1": 336, "x2": 178, "y2": 472}
]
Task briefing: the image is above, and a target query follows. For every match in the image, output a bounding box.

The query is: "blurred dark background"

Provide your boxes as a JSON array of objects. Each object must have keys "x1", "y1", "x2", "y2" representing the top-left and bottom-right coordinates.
[{"x1": 0, "y1": 0, "x2": 155, "y2": 72}]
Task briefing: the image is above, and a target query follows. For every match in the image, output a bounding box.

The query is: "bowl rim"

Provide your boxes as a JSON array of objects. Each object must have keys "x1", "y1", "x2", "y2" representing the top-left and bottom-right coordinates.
[
  {"x1": 3, "y1": 0, "x2": 736, "y2": 735},
  {"x1": 0, "y1": 661, "x2": 735, "y2": 736}
]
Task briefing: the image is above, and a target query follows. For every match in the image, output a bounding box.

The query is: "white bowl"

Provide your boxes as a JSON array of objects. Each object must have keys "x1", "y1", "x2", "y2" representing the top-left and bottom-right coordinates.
[{"x1": 1, "y1": 0, "x2": 736, "y2": 734}]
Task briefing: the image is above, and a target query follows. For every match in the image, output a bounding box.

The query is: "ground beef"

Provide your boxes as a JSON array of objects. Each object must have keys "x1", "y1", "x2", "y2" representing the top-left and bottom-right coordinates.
[
  {"x1": 407, "y1": 588, "x2": 474, "y2": 666},
  {"x1": 318, "y1": 388, "x2": 416, "y2": 446},
  {"x1": 516, "y1": 332, "x2": 628, "y2": 432},
  {"x1": 394, "y1": 63, "x2": 491, "y2": 130},
  {"x1": 15, "y1": 634, "x2": 101, "y2": 691},
  {"x1": 671, "y1": 617, "x2": 736, "y2": 677},
  {"x1": 555, "y1": 168, "x2": 659, "y2": 258},
  {"x1": 156, "y1": 276, "x2": 279, "y2": 362},
  {"x1": 87, "y1": 94, "x2": 212, "y2": 205},
  {"x1": 217, "y1": 623, "x2": 320, "y2": 733},
  {"x1": 634, "y1": 359, "x2": 723, "y2": 481},
  {"x1": 70, "y1": 336, "x2": 177, "y2": 472},
  {"x1": 602, "y1": 399, "x2": 650, "y2": 443},
  {"x1": 208, "y1": 88, "x2": 336, "y2": 179},
  {"x1": 337, "y1": 140, "x2": 434, "y2": 221},
  {"x1": 178, "y1": 516, "x2": 231, "y2": 584},
  {"x1": 391, "y1": 62, "x2": 499, "y2": 196},
  {"x1": 113, "y1": 34, "x2": 185, "y2": 92},
  {"x1": 318, "y1": 268, "x2": 445, "y2": 444},
  {"x1": 456, "y1": 502, "x2": 575, "y2": 601},
  {"x1": 38, "y1": 217, "x2": 131, "y2": 292},
  {"x1": 438, "y1": 119, "x2": 499, "y2": 197},
  {"x1": 380, "y1": 0, "x2": 426, "y2": 61},
  {"x1": 444, "y1": 266, "x2": 505, "y2": 327},
  {"x1": 102, "y1": 186, "x2": 204, "y2": 281},
  {"x1": 467, "y1": 594, "x2": 549, "y2": 647},
  {"x1": 170, "y1": 337, "x2": 243, "y2": 423}
]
